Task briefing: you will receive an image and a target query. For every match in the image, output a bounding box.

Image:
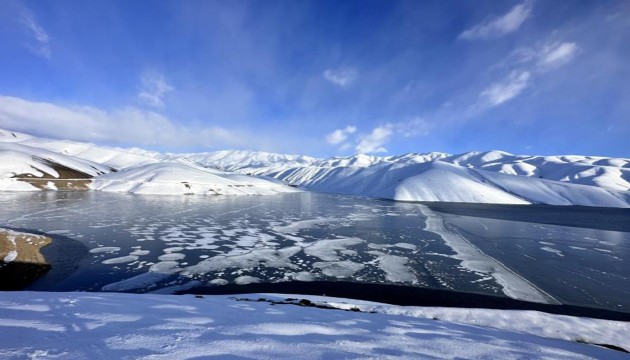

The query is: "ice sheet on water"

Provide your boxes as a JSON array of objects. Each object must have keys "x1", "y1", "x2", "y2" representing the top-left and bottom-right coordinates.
[
  {"x1": 313, "y1": 261, "x2": 365, "y2": 278},
  {"x1": 234, "y1": 275, "x2": 261, "y2": 285},
  {"x1": 102, "y1": 255, "x2": 138, "y2": 265},
  {"x1": 129, "y1": 249, "x2": 150, "y2": 256},
  {"x1": 184, "y1": 246, "x2": 302, "y2": 274},
  {"x1": 368, "y1": 251, "x2": 416, "y2": 283},
  {"x1": 158, "y1": 253, "x2": 185, "y2": 261},
  {"x1": 272, "y1": 217, "x2": 338, "y2": 234},
  {"x1": 102, "y1": 272, "x2": 171, "y2": 292},
  {"x1": 303, "y1": 238, "x2": 364, "y2": 262},
  {"x1": 394, "y1": 243, "x2": 417, "y2": 250},
  {"x1": 417, "y1": 205, "x2": 558, "y2": 304},
  {"x1": 89, "y1": 247, "x2": 121, "y2": 254}
]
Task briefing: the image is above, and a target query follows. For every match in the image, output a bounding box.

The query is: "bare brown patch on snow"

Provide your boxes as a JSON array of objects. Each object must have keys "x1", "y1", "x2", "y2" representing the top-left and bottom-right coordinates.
[
  {"x1": 0, "y1": 229, "x2": 52, "y2": 290},
  {"x1": 12, "y1": 157, "x2": 95, "y2": 191}
]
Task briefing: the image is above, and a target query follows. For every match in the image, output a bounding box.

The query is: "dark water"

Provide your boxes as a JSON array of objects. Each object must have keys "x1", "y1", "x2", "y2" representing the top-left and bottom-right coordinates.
[{"x1": 1, "y1": 191, "x2": 628, "y2": 312}]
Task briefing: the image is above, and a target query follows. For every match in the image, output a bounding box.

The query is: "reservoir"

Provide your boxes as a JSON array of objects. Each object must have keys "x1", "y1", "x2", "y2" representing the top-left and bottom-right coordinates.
[{"x1": 1, "y1": 191, "x2": 628, "y2": 313}]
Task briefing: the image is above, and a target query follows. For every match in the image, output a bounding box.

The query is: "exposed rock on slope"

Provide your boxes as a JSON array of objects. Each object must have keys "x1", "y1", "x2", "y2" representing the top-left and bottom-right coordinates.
[
  {"x1": 0, "y1": 228, "x2": 52, "y2": 290},
  {"x1": 0, "y1": 141, "x2": 111, "y2": 191}
]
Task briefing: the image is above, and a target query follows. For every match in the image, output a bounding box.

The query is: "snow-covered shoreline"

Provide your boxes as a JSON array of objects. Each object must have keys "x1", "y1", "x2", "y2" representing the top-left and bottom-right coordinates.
[{"x1": 0, "y1": 291, "x2": 627, "y2": 359}]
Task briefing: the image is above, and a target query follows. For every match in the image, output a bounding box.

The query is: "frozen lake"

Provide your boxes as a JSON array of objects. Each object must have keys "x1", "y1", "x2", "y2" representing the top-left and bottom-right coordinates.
[{"x1": 1, "y1": 191, "x2": 628, "y2": 312}]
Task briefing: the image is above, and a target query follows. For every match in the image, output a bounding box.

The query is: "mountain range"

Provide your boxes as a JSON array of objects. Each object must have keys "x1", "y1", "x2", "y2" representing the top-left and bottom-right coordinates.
[{"x1": 1, "y1": 128, "x2": 628, "y2": 207}]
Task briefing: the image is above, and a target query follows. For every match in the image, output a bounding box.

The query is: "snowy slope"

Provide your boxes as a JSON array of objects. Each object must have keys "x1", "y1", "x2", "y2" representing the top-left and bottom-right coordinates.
[
  {"x1": 0, "y1": 129, "x2": 295, "y2": 196},
  {"x1": 0, "y1": 142, "x2": 110, "y2": 177},
  {"x1": 0, "y1": 292, "x2": 627, "y2": 359},
  {"x1": 165, "y1": 150, "x2": 319, "y2": 172},
  {"x1": 0, "y1": 141, "x2": 112, "y2": 191},
  {"x1": 445, "y1": 150, "x2": 630, "y2": 192},
  {"x1": 186, "y1": 149, "x2": 630, "y2": 195},
  {"x1": 186, "y1": 150, "x2": 630, "y2": 207},
  {"x1": 91, "y1": 161, "x2": 299, "y2": 196},
  {"x1": 0, "y1": 128, "x2": 159, "y2": 170}
]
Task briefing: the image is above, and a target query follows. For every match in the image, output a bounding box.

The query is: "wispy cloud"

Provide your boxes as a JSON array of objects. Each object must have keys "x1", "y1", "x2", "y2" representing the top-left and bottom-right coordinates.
[
  {"x1": 323, "y1": 68, "x2": 358, "y2": 87},
  {"x1": 326, "y1": 125, "x2": 356, "y2": 145},
  {"x1": 459, "y1": 1, "x2": 533, "y2": 40},
  {"x1": 18, "y1": 4, "x2": 50, "y2": 58},
  {"x1": 356, "y1": 124, "x2": 393, "y2": 154},
  {"x1": 350, "y1": 117, "x2": 431, "y2": 154},
  {"x1": 138, "y1": 70, "x2": 174, "y2": 108},
  {"x1": 480, "y1": 70, "x2": 531, "y2": 107},
  {"x1": 477, "y1": 40, "x2": 580, "y2": 108},
  {"x1": 538, "y1": 42, "x2": 579, "y2": 69},
  {"x1": 0, "y1": 95, "x2": 241, "y2": 148}
]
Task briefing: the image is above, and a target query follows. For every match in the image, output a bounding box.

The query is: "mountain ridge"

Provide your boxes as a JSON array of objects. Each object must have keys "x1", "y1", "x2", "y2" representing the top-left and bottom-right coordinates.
[{"x1": 1, "y1": 128, "x2": 628, "y2": 207}]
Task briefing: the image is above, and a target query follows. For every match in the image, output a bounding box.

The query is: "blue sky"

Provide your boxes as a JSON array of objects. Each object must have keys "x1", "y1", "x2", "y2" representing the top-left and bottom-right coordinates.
[{"x1": 0, "y1": 0, "x2": 628, "y2": 158}]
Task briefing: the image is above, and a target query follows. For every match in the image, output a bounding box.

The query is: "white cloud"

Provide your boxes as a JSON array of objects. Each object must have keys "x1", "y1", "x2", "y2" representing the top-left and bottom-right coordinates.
[
  {"x1": 326, "y1": 125, "x2": 356, "y2": 145},
  {"x1": 460, "y1": 1, "x2": 533, "y2": 40},
  {"x1": 356, "y1": 124, "x2": 393, "y2": 154},
  {"x1": 538, "y1": 42, "x2": 579, "y2": 69},
  {"x1": 18, "y1": 5, "x2": 50, "y2": 58},
  {"x1": 471, "y1": 40, "x2": 579, "y2": 112},
  {"x1": 138, "y1": 70, "x2": 174, "y2": 108},
  {"x1": 323, "y1": 68, "x2": 358, "y2": 87},
  {"x1": 475, "y1": 40, "x2": 579, "y2": 110},
  {"x1": 0, "y1": 95, "x2": 240, "y2": 148},
  {"x1": 510, "y1": 41, "x2": 580, "y2": 70},
  {"x1": 480, "y1": 70, "x2": 531, "y2": 107}
]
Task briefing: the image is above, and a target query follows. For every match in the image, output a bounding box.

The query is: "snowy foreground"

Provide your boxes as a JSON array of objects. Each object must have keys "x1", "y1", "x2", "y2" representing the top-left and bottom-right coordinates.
[{"x1": 0, "y1": 292, "x2": 628, "y2": 359}]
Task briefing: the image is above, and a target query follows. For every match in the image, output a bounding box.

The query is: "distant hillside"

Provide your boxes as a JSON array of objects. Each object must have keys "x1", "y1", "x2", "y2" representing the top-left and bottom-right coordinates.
[{"x1": 1, "y1": 128, "x2": 628, "y2": 207}]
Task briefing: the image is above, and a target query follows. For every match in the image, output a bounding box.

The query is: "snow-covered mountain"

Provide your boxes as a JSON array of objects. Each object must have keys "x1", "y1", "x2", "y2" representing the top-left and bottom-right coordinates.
[
  {"x1": 92, "y1": 161, "x2": 297, "y2": 196},
  {"x1": 0, "y1": 130, "x2": 114, "y2": 191},
  {"x1": 163, "y1": 149, "x2": 630, "y2": 207},
  {"x1": 166, "y1": 150, "x2": 319, "y2": 172},
  {"x1": 1, "y1": 128, "x2": 629, "y2": 207},
  {"x1": 0, "y1": 129, "x2": 297, "y2": 196},
  {"x1": 0, "y1": 128, "x2": 159, "y2": 170}
]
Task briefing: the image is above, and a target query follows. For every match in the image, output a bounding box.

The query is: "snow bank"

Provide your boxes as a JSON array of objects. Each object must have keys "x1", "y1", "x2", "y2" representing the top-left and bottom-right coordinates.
[{"x1": 0, "y1": 291, "x2": 626, "y2": 359}]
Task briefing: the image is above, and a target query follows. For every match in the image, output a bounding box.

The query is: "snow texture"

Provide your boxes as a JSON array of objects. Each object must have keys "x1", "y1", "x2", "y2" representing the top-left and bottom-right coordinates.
[
  {"x1": 91, "y1": 162, "x2": 299, "y2": 196},
  {"x1": 0, "y1": 292, "x2": 626, "y2": 359}
]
